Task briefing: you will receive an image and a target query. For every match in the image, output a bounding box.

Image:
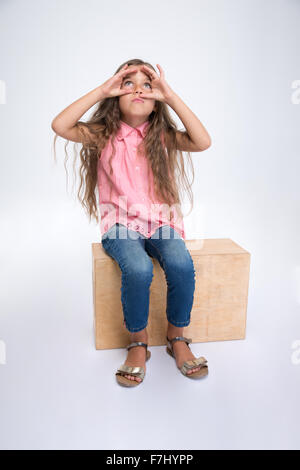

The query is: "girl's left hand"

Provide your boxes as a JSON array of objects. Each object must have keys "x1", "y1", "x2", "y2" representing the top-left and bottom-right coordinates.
[{"x1": 138, "y1": 64, "x2": 175, "y2": 103}]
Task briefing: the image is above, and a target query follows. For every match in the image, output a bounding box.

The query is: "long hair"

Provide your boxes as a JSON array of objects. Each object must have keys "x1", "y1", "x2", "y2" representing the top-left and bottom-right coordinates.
[{"x1": 52, "y1": 58, "x2": 195, "y2": 226}]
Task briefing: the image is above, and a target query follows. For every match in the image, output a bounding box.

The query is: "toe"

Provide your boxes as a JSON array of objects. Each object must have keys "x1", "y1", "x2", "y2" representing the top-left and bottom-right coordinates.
[{"x1": 125, "y1": 374, "x2": 141, "y2": 382}]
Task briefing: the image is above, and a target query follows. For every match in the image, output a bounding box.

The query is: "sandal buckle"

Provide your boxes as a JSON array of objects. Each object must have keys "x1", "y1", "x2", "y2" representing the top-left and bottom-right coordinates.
[{"x1": 127, "y1": 341, "x2": 148, "y2": 351}]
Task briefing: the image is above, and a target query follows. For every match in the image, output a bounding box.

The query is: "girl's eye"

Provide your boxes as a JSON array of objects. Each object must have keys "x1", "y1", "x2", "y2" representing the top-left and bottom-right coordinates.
[{"x1": 123, "y1": 80, "x2": 151, "y2": 89}]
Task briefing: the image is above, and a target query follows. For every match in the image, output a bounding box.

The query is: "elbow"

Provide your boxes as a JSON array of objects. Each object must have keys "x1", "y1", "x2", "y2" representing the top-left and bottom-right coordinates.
[
  {"x1": 205, "y1": 137, "x2": 212, "y2": 150},
  {"x1": 205, "y1": 134, "x2": 212, "y2": 148},
  {"x1": 51, "y1": 117, "x2": 64, "y2": 134},
  {"x1": 51, "y1": 119, "x2": 59, "y2": 133},
  {"x1": 205, "y1": 133, "x2": 212, "y2": 149},
  {"x1": 200, "y1": 136, "x2": 212, "y2": 151}
]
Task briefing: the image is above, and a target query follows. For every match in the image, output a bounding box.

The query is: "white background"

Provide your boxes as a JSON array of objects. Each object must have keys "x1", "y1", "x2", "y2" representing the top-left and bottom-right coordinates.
[{"x1": 0, "y1": 0, "x2": 300, "y2": 450}]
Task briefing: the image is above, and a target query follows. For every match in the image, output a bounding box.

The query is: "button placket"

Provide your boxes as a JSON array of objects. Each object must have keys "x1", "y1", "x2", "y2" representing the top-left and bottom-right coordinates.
[{"x1": 102, "y1": 123, "x2": 155, "y2": 241}]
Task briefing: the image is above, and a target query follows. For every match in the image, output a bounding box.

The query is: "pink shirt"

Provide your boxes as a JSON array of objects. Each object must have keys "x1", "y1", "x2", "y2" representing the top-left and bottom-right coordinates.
[{"x1": 97, "y1": 119, "x2": 186, "y2": 240}]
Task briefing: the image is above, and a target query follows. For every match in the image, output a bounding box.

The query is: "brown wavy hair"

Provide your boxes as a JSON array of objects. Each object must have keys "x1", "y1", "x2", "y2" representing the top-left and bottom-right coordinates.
[{"x1": 52, "y1": 58, "x2": 195, "y2": 226}]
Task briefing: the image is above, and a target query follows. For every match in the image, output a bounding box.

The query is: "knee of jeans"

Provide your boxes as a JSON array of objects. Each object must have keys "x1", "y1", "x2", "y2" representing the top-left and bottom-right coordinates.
[
  {"x1": 182, "y1": 252, "x2": 196, "y2": 277},
  {"x1": 168, "y1": 255, "x2": 195, "y2": 278},
  {"x1": 181, "y1": 264, "x2": 196, "y2": 284},
  {"x1": 125, "y1": 259, "x2": 154, "y2": 282}
]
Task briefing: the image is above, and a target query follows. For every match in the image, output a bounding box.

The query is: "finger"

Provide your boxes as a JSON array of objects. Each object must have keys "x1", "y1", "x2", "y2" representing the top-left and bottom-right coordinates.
[
  {"x1": 141, "y1": 65, "x2": 157, "y2": 81},
  {"x1": 119, "y1": 89, "x2": 132, "y2": 95},
  {"x1": 139, "y1": 92, "x2": 156, "y2": 100},
  {"x1": 117, "y1": 63, "x2": 129, "y2": 76},
  {"x1": 119, "y1": 65, "x2": 138, "y2": 78},
  {"x1": 156, "y1": 64, "x2": 164, "y2": 78}
]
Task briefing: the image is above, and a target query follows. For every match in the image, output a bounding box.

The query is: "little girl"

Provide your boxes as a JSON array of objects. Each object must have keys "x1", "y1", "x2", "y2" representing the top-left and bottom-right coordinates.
[{"x1": 51, "y1": 59, "x2": 211, "y2": 388}]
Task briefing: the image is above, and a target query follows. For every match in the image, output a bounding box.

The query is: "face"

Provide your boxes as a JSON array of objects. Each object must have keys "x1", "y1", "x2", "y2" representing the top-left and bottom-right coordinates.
[{"x1": 118, "y1": 66, "x2": 156, "y2": 121}]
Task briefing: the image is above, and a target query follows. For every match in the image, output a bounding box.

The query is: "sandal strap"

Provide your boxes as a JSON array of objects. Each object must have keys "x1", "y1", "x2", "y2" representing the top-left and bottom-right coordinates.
[
  {"x1": 181, "y1": 357, "x2": 208, "y2": 375},
  {"x1": 116, "y1": 364, "x2": 145, "y2": 380},
  {"x1": 166, "y1": 336, "x2": 192, "y2": 351},
  {"x1": 127, "y1": 341, "x2": 148, "y2": 351}
]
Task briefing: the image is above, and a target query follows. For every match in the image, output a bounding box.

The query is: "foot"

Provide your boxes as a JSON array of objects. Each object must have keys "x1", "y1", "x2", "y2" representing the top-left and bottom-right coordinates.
[
  {"x1": 123, "y1": 345, "x2": 147, "y2": 383},
  {"x1": 167, "y1": 337, "x2": 202, "y2": 375}
]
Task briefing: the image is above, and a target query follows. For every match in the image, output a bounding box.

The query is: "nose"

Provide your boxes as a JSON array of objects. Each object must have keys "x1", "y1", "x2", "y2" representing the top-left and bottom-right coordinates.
[{"x1": 133, "y1": 84, "x2": 143, "y2": 94}]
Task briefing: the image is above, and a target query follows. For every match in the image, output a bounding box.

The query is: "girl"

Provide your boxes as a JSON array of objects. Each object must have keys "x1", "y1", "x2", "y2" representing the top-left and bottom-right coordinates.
[{"x1": 51, "y1": 59, "x2": 211, "y2": 387}]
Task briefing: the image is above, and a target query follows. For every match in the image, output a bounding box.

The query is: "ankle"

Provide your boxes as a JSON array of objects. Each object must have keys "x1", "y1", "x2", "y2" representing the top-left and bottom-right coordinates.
[
  {"x1": 167, "y1": 323, "x2": 184, "y2": 340},
  {"x1": 129, "y1": 327, "x2": 148, "y2": 344}
]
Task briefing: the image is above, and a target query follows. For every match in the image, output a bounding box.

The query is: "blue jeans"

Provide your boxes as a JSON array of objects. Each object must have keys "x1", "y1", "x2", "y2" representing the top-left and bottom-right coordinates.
[{"x1": 101, "y1": 223, "x2": 196, "y2": 333}]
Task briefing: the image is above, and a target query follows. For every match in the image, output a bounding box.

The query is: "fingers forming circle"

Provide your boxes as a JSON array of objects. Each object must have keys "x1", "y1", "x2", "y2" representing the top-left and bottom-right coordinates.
[
  {"x1": 156, "y1": 64, "x2": 164, "y2": 77},
  {"x1": 141, "y1": 64, "x2": 158, "y2": 81}
]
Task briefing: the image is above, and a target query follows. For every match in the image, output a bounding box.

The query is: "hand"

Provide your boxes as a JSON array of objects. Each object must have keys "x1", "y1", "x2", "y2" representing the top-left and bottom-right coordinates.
[
  {"x1": 100, "y1": 64, "x2": 140, "y2": 99},
  {"x1": 137, "y1": 64, "x2": 175, "y2": 104}
]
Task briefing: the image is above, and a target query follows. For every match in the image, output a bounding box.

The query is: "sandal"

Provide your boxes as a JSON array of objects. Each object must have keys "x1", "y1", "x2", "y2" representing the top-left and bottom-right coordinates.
[
  {"x1": 115, "y1": 341, "x2": 151, "y2": 387},
  {"x1": 166, "y1": 336, "x2": 208, "y2": 379}
]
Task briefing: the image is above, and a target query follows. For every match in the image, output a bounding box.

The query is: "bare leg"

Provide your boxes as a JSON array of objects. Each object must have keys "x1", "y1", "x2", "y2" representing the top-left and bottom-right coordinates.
[
  {"x1": 123, "y1": 328, "x2": 148, "y2": 382},
  {"x1": 167, "y1": 323, "x2": 201, "y2": 375}
]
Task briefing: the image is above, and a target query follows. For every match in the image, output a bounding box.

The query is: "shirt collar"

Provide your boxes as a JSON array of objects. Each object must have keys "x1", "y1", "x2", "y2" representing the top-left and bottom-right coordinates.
[{"x1": 116, "y1": 119, "x2": 150, "y2": 141}]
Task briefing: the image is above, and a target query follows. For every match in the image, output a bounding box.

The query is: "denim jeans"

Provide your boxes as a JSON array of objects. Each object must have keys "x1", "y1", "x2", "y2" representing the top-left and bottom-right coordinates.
[{"x1": 101, "y1": 223, "x2": 196, "y2": 333}]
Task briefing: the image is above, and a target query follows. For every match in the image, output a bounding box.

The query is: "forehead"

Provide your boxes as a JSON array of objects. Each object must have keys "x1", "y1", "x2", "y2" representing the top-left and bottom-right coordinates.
[{"x1": 123, "y1": 68, "x2": 152, "y2": 81}]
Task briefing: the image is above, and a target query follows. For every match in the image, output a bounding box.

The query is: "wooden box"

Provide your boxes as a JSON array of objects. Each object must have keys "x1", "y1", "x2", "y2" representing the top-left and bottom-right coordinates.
[{"x1": 92, "y1": 239, "x2": 251, "y2": 350}]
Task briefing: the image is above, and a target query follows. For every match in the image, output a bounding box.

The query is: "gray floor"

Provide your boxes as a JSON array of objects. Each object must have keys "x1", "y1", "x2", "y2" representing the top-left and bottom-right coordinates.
[
  {"x1": 1, "y1": 239, "x2": 299, "y2": 449},
  {"x1": 1, "y1": 0, "x2": 300, "y2": 451}
]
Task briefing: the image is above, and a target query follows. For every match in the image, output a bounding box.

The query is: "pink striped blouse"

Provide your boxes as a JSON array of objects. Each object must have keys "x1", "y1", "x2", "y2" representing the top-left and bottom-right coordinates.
[{"x1": 97, "y1": 119, "x2": 186, "y2": 240}]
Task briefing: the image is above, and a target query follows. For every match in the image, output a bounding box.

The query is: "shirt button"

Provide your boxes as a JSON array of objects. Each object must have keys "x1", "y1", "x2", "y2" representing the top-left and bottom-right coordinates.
[{"x1": 135, "y1": 166, "x2": 140, "y2": 170}]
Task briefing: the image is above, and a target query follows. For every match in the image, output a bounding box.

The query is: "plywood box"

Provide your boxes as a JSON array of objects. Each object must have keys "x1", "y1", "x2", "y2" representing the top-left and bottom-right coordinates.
[{"x1": 92, "y1": 239, "x2": 251, "y2": 350}]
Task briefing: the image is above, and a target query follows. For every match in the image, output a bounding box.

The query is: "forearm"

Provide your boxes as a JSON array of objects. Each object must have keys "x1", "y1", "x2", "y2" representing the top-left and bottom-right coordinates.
[
  {"x1": 51, "y1": 85, "x2": 106, "y2": 131},
  {"x1": 165, "y1": 91, "x2": 211, "y2": 149}
]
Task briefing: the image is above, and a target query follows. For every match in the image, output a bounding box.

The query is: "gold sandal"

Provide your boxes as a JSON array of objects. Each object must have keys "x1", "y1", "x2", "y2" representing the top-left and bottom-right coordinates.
[
  {"x1": 115, "y1": 341, "x2": 151, "y2": 387},
  {"x1": 166, "y1": 336, "x2": 208, "y2": 379}
]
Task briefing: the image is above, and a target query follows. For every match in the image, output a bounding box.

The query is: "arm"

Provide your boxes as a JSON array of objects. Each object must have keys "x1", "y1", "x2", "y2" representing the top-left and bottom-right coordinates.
[
  {"x1": 165, "y1": 92, "x2": 212, "y2": 152},
  {"x1": 51, "y1": 85, "x2": 106, "y2": 144},
  {"x1": 51, "y1": 64, "x2": 140, "y2": 144}
]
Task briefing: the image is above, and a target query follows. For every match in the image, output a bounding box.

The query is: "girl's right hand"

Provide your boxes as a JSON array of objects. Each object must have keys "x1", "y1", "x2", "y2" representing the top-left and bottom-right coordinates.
[{"x1": 100, "y1": 64, "x2": 139, "y2": 99}]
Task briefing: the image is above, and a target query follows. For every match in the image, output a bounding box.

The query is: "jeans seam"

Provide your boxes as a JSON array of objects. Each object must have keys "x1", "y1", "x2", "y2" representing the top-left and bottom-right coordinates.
[
  {"x1": 126, "y1": 320, "x2": 149, "y2": 333},
  {"x1": 167, "y1": 318, "x2": 191, "y2": 326}
]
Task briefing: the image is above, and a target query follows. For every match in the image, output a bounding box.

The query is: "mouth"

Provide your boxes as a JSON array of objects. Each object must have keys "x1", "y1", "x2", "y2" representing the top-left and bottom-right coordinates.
[{"x1": 132, "y1": 98, "x2": 144, "y2": 103}]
